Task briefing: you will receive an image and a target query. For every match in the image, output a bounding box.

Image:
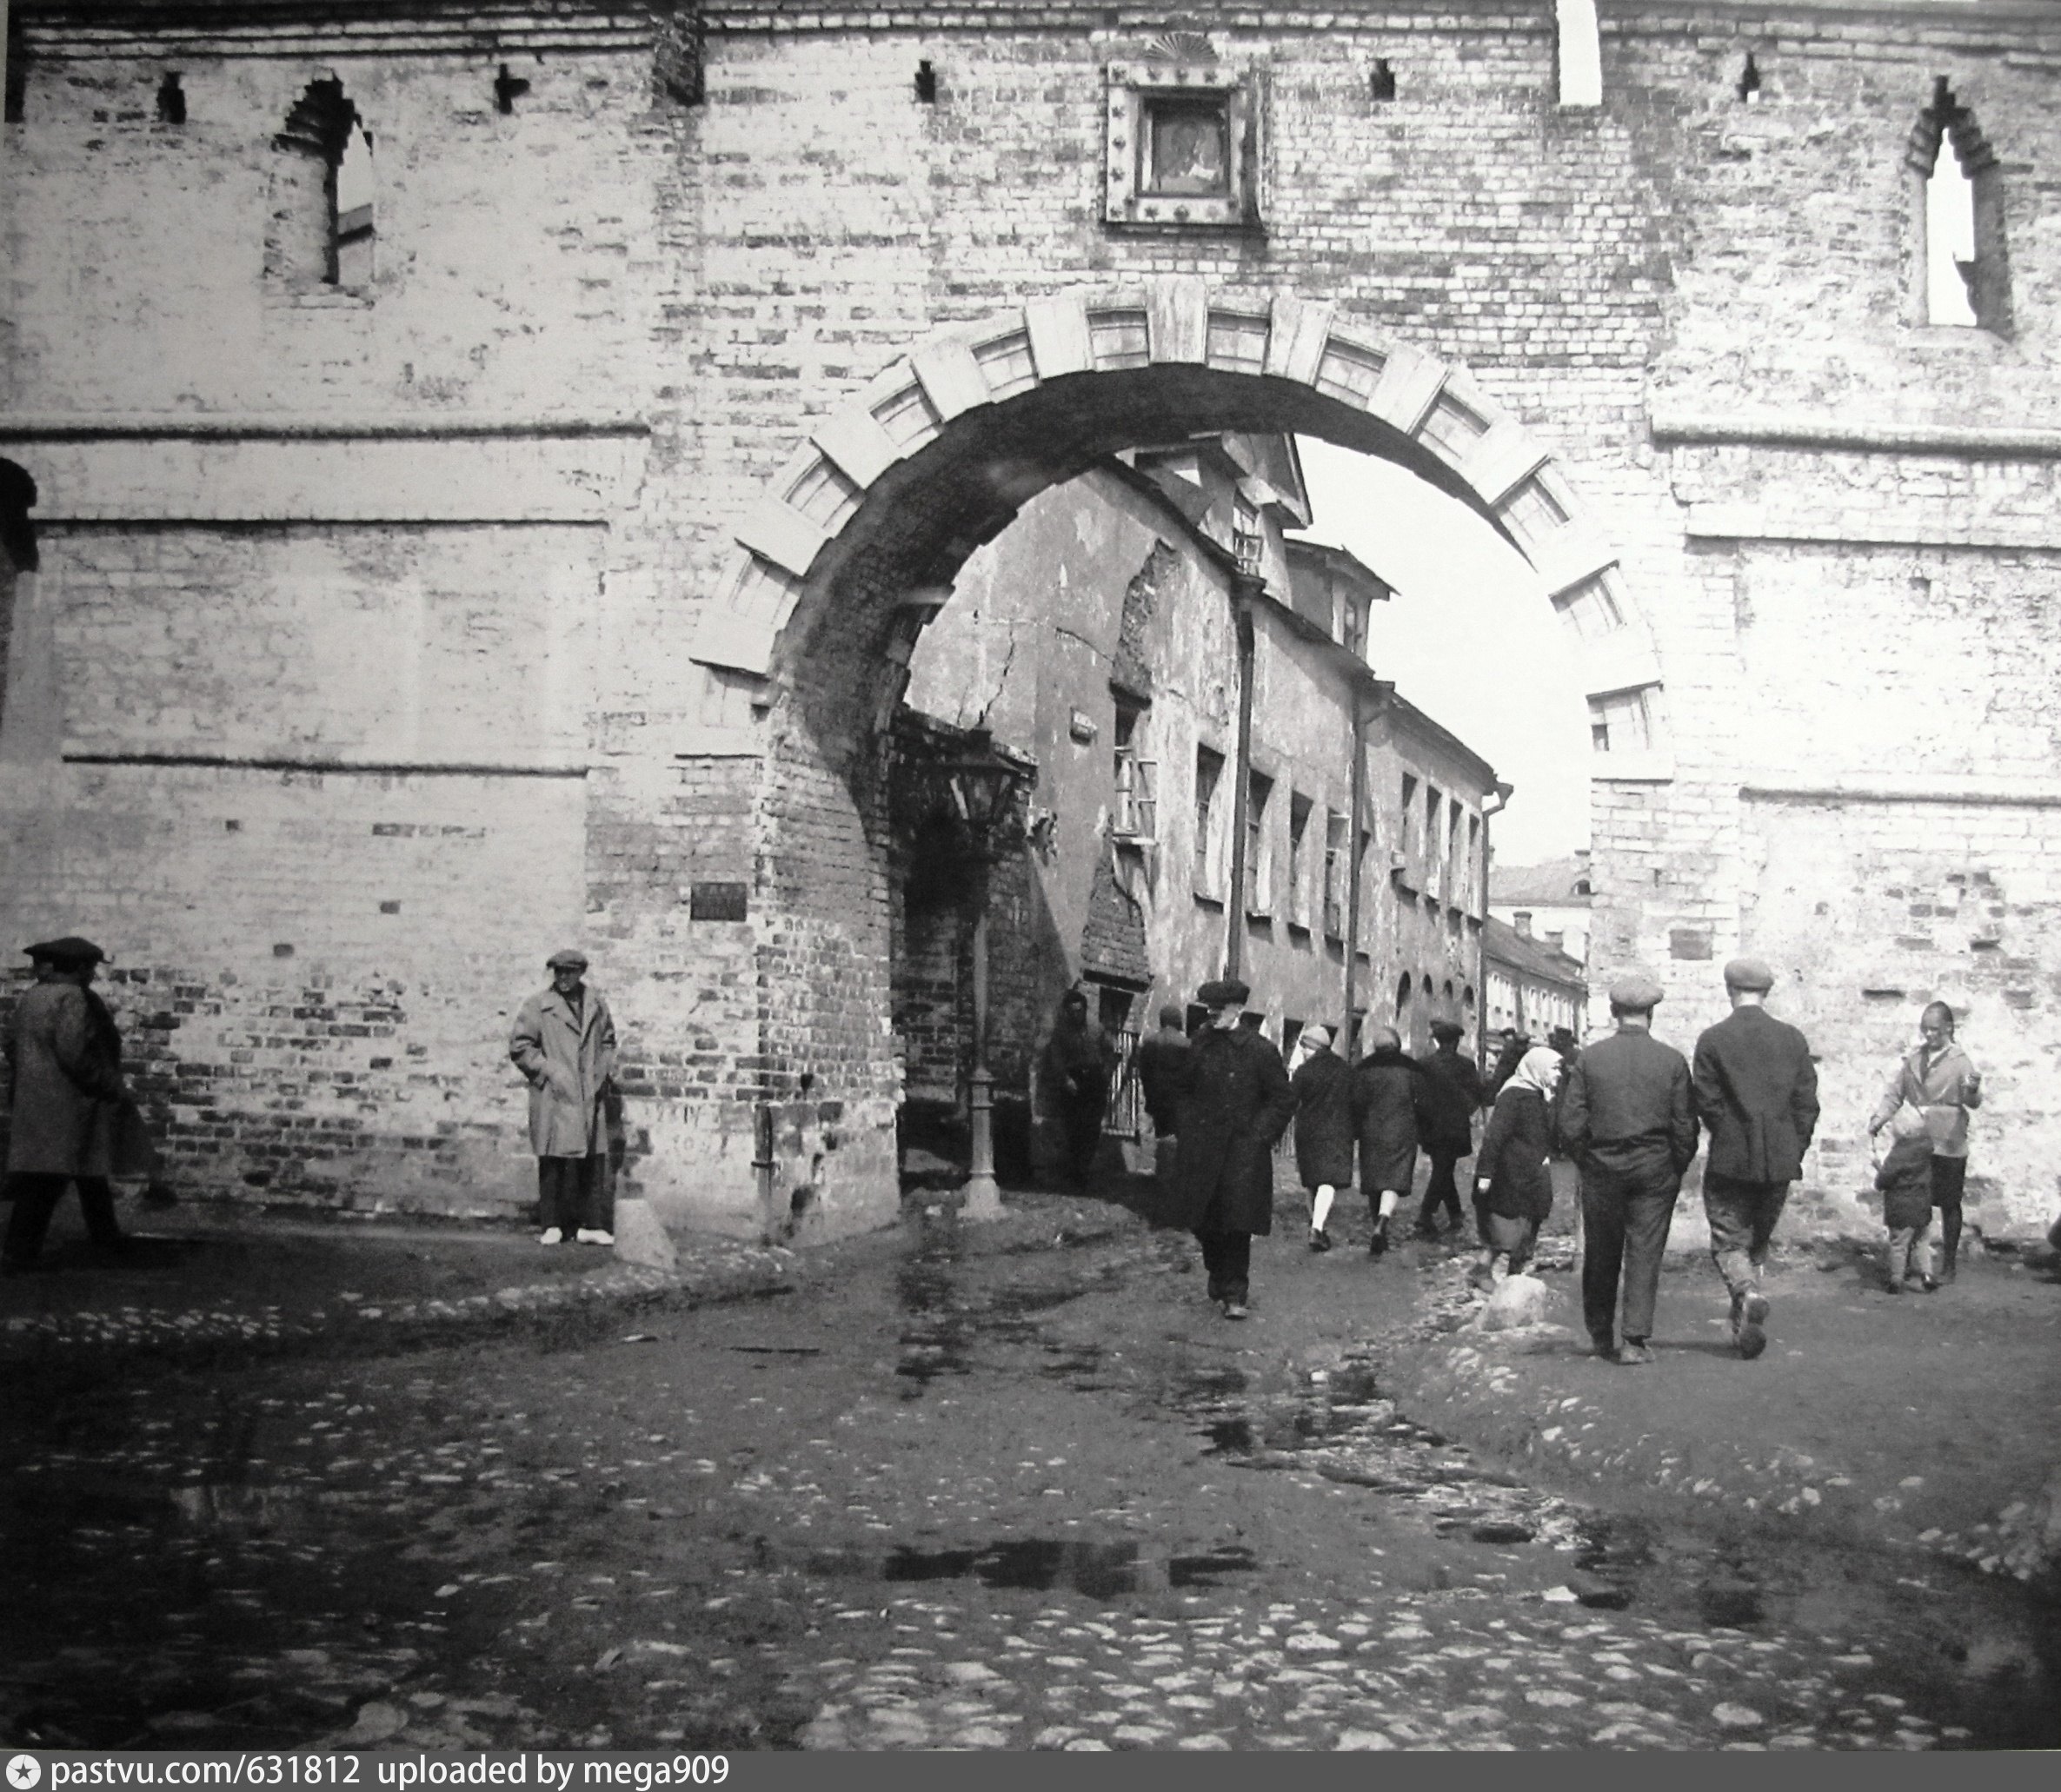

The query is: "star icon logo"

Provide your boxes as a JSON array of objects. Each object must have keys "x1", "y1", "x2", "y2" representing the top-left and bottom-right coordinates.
[{"x1": 7, "y1": 1756, "x2": 42, "y2": 1790}]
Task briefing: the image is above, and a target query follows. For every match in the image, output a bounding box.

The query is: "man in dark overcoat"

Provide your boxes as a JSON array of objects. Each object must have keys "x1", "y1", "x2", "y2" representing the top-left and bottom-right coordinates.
[
  {"x1": 3, "y1": 936, "x2": 132, "y2": 1273},
  {"x1": 1692, "y1": 956, "x2": 1819, "y2": 1359},
  {"x1": 1040, "y1": 989, "x2": 1119, "y2": 1188},
  {"x1": 1349, "y1": 1025, "x2": 1420, "y2": 1258},
  {"x1": 1162, "y1": 979, "x2": 1294, "y2": 1319},
  {"x1": 1557, "y1": 974, "x2": 1700, "y2": 1365},
  {"x1": 1412, "y1": 1019, "x2": 1484, "y2": 1240},
  {"x1": 1132, "y1": 1003, "x2": 1192, "y2": 1191}
]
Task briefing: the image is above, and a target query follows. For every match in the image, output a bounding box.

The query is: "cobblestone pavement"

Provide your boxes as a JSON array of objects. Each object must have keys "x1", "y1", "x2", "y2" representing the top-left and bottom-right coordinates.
[{"x1": 4, "y1": 1192, "x2": 2055, "y2": 1752}]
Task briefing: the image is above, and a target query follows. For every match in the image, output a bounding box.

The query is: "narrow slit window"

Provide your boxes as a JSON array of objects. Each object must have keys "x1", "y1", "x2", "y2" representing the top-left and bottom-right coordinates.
[
  {"x1": 1908, "y1": 78, "x2": 2009, "y2": 336},
  {"x1": 1925, "y1": 140, "x2": 1978, "y2": 329}
]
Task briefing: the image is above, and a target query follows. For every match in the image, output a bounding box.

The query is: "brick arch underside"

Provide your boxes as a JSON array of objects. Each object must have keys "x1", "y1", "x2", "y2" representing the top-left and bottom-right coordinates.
[{"x1": 699, "y1": 282, "x2": 1665, "y2": 1175}]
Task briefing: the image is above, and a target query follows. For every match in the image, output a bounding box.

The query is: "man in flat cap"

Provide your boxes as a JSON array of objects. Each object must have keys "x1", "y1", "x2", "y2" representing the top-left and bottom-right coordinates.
[
  {"x1": 509, "y1": 949, "x2": 618, "y2": 1246},
  {"x1": 1159, "y1": 977, "x2": 1294, "y2": 1319},
  {"x1": 1556, "y1": 972, "x2": 1700, "y2": 1364},
  {"x1": 3, "y1": 937, "x2": 134, "y2": 1273},
  {"x1": 1692, "y1": 956, "x2": 1819, "y2": 1359}
]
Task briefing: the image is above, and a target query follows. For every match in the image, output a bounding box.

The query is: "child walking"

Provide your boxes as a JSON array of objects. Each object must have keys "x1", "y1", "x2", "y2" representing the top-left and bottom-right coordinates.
[{"x1": 1876, "y1": 1105, "x2": 1938, "y2": 1294}]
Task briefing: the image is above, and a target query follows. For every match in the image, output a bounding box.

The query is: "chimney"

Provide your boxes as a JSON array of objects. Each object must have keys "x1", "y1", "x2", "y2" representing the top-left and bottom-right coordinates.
[{"x1": 1513, "y1": 911, "x2": 1532, "y2": 939}]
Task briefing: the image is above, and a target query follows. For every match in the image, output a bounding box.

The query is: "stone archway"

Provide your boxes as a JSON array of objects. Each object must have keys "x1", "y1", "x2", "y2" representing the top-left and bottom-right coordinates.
[
  {"x1": 675, "y1": 278, "x2": 1671, "y2": 1237},
  {"x1": 691, "y1": 276, "x2": 1665, "y2": 747}
]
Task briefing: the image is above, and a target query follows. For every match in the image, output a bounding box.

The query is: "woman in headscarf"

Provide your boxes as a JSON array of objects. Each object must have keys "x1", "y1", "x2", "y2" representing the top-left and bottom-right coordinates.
[
  {"x1": 1473, "y1": 1045, "x2": 1564, "y2": 1282},
  {"x1": 1289, "y1": 1025, "x2": 1353, "y2": 1252},
  {"x1": 1348, "y1": 1025, "x2": 1420, "y2": 1258}
]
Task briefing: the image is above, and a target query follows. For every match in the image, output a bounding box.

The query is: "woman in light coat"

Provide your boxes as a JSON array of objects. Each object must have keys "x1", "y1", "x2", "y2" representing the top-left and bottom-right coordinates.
[
  {"x1": 3, "y1": 938, "x2": 132, "y2": 1271},
  {"x1": 1867, "y1": 1001, "x2": 1982, "y2": 1283}
]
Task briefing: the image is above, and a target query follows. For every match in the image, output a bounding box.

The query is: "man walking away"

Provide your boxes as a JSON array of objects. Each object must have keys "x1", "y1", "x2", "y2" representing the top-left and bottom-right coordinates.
[
  {"x1": 1289, "y1": 1025, "x2": 1353, "y2": 1252},
  {"x1": 1868, "y1": 1001, "x2": 1982, "y2": 1284},
  {"x1": 1692, "y1": 956, "x2": 1819, "y2": 1359},
  {"x1": 1558, "y1": 974, "x2": 1700, "y2": 1365},
  {"x1": 1413, "y1": 1019, "x2": 1484, "y2": 1239},
  {"x1": 509, "y1": 949, "x2": 618, "y2": 1246},
  {"x1": 3, "y1": 937, "x2": 134, "y2": 1274},
  {"x1": 1160, "y1": 979, "x2": 1295, "y2": 1319},
  {"x1": 1133, "y1": 1004, "x2": 1193, "y2": 1195}
]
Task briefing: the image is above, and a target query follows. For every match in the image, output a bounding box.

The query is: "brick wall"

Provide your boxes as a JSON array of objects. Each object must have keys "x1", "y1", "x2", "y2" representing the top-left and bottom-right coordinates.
[{"x1": 6, "y1": 2, "x2": 2061, "y2": 1238}]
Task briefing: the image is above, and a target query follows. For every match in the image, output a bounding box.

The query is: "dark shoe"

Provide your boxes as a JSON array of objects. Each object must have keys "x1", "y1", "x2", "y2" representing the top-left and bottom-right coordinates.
[
  {"x1": 1221, "y1": 1301, "x2": 1248, "y2": 1322},
  {"x1": 1308, "y1": 1226, "x2": 1333, "y2": 1254},
  {"x1": 1737, "y1": 1292, "x2": 1770, "y2": 1360},
  {"x1": 1616, "y1": 1340, "x2": 1655, "y2": 1367},
  {"x1": 1590, "y1": 1333, "x2": 1618, "y2": 1360},
  {"x1": 1368, "y1": 1216, "x2": 1390, "y2": 1258},
  {"x1": 1937, "y1": 1260, "x2": 1957, "y2": 1284},
  {"x1": 1920, "y1": 1275, "x2": 1940, "y2": 1293}
]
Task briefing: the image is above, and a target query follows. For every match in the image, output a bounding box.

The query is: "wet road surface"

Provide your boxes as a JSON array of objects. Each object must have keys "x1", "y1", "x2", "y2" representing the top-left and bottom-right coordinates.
[{"x1": 4, "y1": 1193, "x2": 2057, "y2": 1751}]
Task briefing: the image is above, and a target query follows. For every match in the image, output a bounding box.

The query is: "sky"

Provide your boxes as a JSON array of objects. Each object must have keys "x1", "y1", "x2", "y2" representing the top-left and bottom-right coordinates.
[{"x1": 1293, "y1": 437, "x2": 1592, "y2": 866}]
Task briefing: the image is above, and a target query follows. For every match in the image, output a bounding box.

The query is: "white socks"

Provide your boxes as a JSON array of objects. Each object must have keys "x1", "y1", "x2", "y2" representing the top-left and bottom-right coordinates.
[{"x1": 1312, "y1": 1185, "x2": 1336, "y2": 1231}]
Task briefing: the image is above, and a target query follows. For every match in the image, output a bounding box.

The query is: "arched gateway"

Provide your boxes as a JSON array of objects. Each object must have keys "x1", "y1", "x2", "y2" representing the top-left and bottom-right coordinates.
[{"x1": 681, "y1": 280, "x2": 1666, "y2": 1239}]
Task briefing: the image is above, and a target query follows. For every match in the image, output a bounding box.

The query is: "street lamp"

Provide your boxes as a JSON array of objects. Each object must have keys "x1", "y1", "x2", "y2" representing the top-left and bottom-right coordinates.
[{"x1": 931, "y1": 727, "x2": 1029, "y2": 1223}]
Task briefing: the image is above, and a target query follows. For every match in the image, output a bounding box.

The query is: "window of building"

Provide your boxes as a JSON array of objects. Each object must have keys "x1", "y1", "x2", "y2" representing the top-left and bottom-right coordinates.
[
  {"x1": 1466, "y1": 813, "x2": 1481, "y2": 911},
  {"x1": 1286, "y1": 792, "x2": 1313, "y2": 929},
  {"x1": 1281, "y1": 1018, "x2": 1303, "y2": 1065},
  {"x1": 1245, "y1": 770, "x2": 1274, "y2": 917},
  {"x1": 1112, "y1": 704, "x2": 1157, "y2": 841},
  {"x1": 1340, "y1": 591, "x2": 1367, "y2": 662},
  {"x1": 268, "y1": 76, "x2": 374, "y2": 292},
  {"x1": 1588, "y1": 686, "x2": 1654, "y2": 755},
  {"x1": 1424, "y1": 784, "x2": 1443, "y2": 900},
  {"x1": 1193, "y1": 746, "x2": 1224, "y2": 900},
  {"x1": 1104, "y1": 56, "x2": 1260, "y2": 232},
  {"x1": 1322, "y1": 806, "x2": 1348, "y2": 939},
  {"x1": 1233, "y1": 493, "x2": 1264, "y2": 578},
  {"x1": 1399, "y1": 773, "x2": 1419, "y2": 871},
  {"x1": 1911, "y1": 78, "x2": 2008, "y2": 335}
]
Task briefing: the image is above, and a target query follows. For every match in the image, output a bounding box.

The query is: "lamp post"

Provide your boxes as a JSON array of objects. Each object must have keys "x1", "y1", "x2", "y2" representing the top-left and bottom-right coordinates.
[{"x1": 934, "y1": 727, "x2": 1028, "y2": 1223}]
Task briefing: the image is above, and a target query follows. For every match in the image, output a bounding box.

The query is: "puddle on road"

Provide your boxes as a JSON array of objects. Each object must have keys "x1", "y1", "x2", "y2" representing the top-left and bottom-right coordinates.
[{"x1": 801, "y1": 1538, "x2": 1260, "y2": 1602}]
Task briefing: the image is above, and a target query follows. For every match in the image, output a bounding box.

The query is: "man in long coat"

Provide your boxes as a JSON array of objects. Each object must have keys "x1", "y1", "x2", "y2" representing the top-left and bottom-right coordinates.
[
  {"x1": 3, "y1": 936, "x2": 132, "y2": 1273},
  {"x1": 509, "y1": 948, "x2": 618, "y2": 1245},
  {"x1": 1162, "y1": 979, "x2": 1294, "y2": 1319},
  {"x1": 1040, "y1": 989, "x2": 1119, "y2": 1188},
  {"x1": 1692, "y1": 956, "x2": 1819, "y2": 1357},
  {"x1": 1558, "y1": 974, "x2": 1700, "y2": 1365},
  {"x1": 1133, "y1": 1003, "x2": 1193, "y2": 1192},
  {"x1": 1413, "y1": 1019, "x2": 1485, "y2": 1240}
]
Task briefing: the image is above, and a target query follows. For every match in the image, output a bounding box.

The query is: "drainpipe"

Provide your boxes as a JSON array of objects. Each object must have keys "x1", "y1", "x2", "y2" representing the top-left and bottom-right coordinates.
[
  {"x1": 753, "y1": 1101, "x2": 777, "y2": 1231},
  {"x1": 1342, "y1": 681, "x2": 1367, "y2": 1061},
  {"x1": 1223, "y1": 575, "x2": 1260, "y2": 980},
  {"x1": 1481, "y1": 781, "x2": 1513, "y2": 1063}
]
